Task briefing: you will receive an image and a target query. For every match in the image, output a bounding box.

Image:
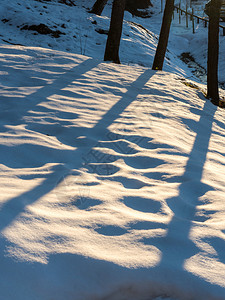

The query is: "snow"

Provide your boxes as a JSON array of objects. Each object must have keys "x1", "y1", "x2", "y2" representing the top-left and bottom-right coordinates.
[
  {"x1": 171, "y1": 0, "x2": 225, "y2": 83},
  {"x1": 0, "y1": 0, "x2": 225, "y2": 300}
]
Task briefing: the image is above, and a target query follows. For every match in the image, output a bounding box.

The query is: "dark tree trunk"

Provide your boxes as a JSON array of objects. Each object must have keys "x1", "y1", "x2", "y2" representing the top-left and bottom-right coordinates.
[
  {"x1": 207, "y1": 0, "x2": 222, "y2": 105},
  {"x1": 152, "y1": 0, "x2": 174, "y2": 70},
  {"x1": 104, "y1": 0, "x2": 126, "y2": 64},
  {"x1": 90, "y1": 0, "x2": 108, "y2": 16}
]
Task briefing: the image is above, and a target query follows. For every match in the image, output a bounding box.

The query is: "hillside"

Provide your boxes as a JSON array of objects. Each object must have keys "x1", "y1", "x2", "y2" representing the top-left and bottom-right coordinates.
[{"x1": 0, "y1": 1, "x2": 225, "y2": 300}]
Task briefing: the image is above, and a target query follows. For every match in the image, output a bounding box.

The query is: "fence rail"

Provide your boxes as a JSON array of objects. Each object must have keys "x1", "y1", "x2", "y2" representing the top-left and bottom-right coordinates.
[{"x1": 173, "y1": 4, "x2": 225, "y2": 36}]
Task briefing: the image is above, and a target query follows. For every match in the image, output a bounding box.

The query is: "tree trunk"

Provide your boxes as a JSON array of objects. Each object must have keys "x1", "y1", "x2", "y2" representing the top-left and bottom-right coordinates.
[
  {"x1": 104, "y1": 0, "x2": 126, "y2": 64},
  {"x1": 207, "y1": 0, "x2": 222, "y2": 105},
  {"x1": 90, "y1": 0, "x2": 108, "y2": 16},
  {"x1": 152, "y1": 0, "x2": 174, "y2": 70}
]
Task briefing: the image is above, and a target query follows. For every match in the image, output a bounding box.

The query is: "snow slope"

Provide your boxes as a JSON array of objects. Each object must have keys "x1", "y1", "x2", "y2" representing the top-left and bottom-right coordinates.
[
  {"x1": 0, "y1": 44, "x2": 225, "y2": 300},
  {"x1": 1, "y1": 0, "x2": 225, "y2": 85},
  {"x1": 1, "y1": 1, "x2": 225, "y2": 300},
  {"x1": 0, "y1": 0, "x2": 197, "y2": 78}
]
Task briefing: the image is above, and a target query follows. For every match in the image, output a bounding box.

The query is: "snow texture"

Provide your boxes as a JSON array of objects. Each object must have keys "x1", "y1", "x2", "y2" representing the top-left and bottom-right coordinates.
[{"x1": 0, "y1": 0, "x2": 225, "y2": 300}]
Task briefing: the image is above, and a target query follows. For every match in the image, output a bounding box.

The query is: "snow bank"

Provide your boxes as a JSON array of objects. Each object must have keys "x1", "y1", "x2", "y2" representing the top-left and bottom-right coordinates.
[{"x1": 0, "y1": 44, "x2": 225, "y2": 300}]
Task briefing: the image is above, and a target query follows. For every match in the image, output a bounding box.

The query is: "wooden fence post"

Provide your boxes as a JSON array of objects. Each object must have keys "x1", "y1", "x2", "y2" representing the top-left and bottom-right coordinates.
[
  {"x1": 192, "y1": 8, "x2": 195, "y2": 33},
  {"x1": 172, "y1": 4, "x2": 225, "y2": 38},
  {"x1": 179, "y1": 3, "x2": 181, "y2": 23},
  {"x1": 186, "y1": 4, "x2": 188, "y2": 27}
]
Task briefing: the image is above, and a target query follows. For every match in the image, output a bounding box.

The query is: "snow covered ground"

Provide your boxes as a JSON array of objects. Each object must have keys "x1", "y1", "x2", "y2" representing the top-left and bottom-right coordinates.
[{"x1": 0, "y1": 1, "x2": 225, "y2": 300}]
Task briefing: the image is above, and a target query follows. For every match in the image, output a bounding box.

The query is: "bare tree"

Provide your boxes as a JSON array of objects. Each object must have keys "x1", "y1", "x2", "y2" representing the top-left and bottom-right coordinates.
[
  {"x1": 90, "y1": 0, "x2": 108, "y2": 16},
  {"x1": 104, "y1": 0, "x2": 126, "y2": 64},
  {"x1": 152, "y1": 0, "x2": 174, "y2": 70},
  {"x1": 207, "y1": 0, "x2": 222, "y2": 105}
]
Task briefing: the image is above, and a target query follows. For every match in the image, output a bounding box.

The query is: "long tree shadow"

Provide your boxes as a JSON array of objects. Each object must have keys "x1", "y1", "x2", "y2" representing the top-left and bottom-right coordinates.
[
  {"x1": 0, "y1": 164, "x2": 67, "y2": 232},
  {"x1": 1, "y1": 55, "x2": 223, "y2": 298},
  {"x1": 0, "y1": 57, "x2": 98, "y2": 130},
  {"x1": 0, "y1": 67, "x2": 154, "y2": 234},
  {"x1": 149, "y1": 96, "x2": 218, "y2": 273}
]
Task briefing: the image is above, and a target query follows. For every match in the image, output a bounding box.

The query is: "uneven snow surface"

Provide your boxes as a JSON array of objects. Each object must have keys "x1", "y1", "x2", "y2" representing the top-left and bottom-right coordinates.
[
  {"x1": 0, "y1": 44, "x2": 225, "y2": 300},
  {"x1": 0, "y1": 0, "x2": 225, "y2": 300}
]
